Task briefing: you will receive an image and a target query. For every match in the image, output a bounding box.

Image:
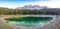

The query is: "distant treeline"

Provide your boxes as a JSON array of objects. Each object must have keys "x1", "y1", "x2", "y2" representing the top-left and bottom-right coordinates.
[{"x1": 0, "y1": 7, "x2": 60, "y2": 15}]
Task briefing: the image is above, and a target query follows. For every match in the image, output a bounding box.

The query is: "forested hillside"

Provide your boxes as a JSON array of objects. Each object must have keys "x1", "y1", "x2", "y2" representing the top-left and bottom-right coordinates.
[{"x1": 0, "y1": 7, "x2": 60, "y2": 15}]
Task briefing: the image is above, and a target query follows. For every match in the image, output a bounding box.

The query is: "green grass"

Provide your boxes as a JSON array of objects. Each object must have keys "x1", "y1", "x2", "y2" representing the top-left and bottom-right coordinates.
[{"x1": 5, "y1": 16, "x2": 53, "y2": 23}]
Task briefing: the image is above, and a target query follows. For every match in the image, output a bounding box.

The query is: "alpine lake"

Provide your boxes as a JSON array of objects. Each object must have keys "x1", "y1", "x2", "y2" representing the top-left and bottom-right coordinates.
[{"x1": 4, "y1": 15, "x2": 56, "y2": 27}]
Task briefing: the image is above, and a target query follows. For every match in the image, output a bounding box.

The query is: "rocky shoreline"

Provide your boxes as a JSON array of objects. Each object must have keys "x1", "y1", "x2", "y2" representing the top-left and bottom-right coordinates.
[{"x1": 0, "y1": 15, "x2": 59, "y2": 29}]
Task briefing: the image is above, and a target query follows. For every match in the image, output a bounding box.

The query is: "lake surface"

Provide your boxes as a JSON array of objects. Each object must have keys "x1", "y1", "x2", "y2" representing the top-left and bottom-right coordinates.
[{"x1": 5, "y1": 15, "x2": 55, "y2": 27}]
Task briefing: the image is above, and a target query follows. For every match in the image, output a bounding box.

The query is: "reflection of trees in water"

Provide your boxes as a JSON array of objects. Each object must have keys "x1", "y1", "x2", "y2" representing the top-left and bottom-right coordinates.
[{"x1": 5, "y1": 17, "x2": 52, "y2": 23}]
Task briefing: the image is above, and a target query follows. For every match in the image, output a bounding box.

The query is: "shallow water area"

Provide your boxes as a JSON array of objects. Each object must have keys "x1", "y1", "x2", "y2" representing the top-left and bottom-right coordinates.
[{"x1": 5, "y1": 15, "x2": 57, "y2": 27}]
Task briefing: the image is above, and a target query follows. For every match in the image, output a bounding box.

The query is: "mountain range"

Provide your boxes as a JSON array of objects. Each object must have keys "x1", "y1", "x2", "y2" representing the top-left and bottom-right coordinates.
[{"x1": 16, "y1": 5, "x2": 48, "y2": 9}]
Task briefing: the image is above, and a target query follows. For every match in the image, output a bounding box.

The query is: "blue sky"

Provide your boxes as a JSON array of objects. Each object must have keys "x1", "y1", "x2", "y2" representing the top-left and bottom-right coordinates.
[
  {"x1": 0, "y1": 0, "x2": 60, "y2": 8},
  {"x1": 0, "y1": 0, "x2": 48, "y2": 2},
  {"x1": 0, "y1": 0, "x2": 49, "y2": 3}
]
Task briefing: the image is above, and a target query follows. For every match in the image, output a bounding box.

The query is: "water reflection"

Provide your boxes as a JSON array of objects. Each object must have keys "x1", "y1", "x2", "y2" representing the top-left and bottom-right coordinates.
[{"x1": 5, "y1": 15, "x2": 57, "y2": 27}]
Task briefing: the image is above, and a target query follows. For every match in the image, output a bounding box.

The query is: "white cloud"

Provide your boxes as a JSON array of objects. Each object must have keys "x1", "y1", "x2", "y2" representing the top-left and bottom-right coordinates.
[
  {"x1": 31, "y1": 0, "x2": 60, "y2": 8},
  {"x1": 0, "y1": 2, "x2": 20, "y2": 8},
  {"x1": 0, "y1": 0, "x2": 60, "y2": 8}
]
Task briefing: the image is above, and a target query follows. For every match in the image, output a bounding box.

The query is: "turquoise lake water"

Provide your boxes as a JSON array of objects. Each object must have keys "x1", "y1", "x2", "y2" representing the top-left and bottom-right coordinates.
[{"x1": 5, "y1": 16, "x2": 53, "y2": 26}]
